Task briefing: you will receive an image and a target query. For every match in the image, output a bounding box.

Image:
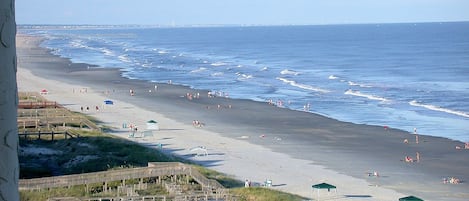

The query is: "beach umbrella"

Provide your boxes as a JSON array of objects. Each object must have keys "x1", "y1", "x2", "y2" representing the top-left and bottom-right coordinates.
[
  {"x1": 399, "y1": 196, "x2": 424, "y2": 201},
  {"x1": 312, "y1": 182, "x2": 336, "y2": 191},
  {"x1": 146, "y1": 120, "x2": 159, "y2": 130},
  {"x1": 312, "y1": 183, "x2": 336, "y2": 201}
]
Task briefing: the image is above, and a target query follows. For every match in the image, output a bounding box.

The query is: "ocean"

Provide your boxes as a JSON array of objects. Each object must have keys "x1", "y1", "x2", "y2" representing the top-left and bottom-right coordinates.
[{"x1": 20, "y1": 22, "x2": 469, "y2": 142}]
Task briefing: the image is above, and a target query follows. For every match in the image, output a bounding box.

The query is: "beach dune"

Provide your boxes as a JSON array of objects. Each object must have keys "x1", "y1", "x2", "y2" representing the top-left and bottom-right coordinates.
[{"x1": 17, "y1": 34, "x2": 469, "y2": 201}]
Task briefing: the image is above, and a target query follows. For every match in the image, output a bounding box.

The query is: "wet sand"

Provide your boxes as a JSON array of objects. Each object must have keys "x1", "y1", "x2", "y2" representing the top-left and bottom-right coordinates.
[{"x1": 17, "y1": 34, "x2": 469, "y2": 200}]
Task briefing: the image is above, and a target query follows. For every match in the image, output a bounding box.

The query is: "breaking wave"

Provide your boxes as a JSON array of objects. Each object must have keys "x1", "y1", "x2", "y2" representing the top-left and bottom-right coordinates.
[
  {"x1": 277, "y1": 77, "x2": 330, "y2": 93},
  {"x1": 409, "y1": 100, "x2": 469, "y2": 118},
  {"x1": 344, "y1": 89, "x2": 388, "y2": 102}
]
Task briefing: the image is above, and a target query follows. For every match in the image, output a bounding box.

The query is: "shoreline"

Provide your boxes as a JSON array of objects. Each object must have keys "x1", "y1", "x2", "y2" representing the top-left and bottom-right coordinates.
[{"x1": 17, "y1": 34, "x2": 469, "y2": 200}]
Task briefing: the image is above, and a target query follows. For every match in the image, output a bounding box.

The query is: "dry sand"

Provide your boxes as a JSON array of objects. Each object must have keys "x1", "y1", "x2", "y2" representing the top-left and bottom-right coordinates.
[{"x1": 16, "y1": 34, "x2": 469, "y2": 200}]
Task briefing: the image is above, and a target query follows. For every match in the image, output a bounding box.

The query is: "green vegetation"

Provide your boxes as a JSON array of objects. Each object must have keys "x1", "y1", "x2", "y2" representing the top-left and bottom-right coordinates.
[
  {"x1": 20, "y1": 185, "x2": 86, "y2": 201},
  {"x1": 193, "y1": 165, "x2": 244, "y2": 188},
  {"x1": 19, "y1": 106, "x2": 305, "y2": 200},
  {"x1": 20, "y1": 182, "x2": 169, "y2": 201},
  {"x1": 231, "y1": 187, "x2": 305, "y2": 201},
  {"x1": 19, "y1": 130, "x2": 179, "y2": 178}
]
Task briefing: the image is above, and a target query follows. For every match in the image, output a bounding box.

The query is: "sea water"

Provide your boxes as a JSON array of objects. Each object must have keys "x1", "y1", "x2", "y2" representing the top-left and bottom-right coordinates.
[{"x1": 20, "y1": 22, "x2": 469, "y2": 142}]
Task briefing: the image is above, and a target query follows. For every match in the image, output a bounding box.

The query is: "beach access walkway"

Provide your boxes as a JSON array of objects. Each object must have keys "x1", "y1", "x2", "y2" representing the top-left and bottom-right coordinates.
[
  {"x1": 18, "y1": 92, "x2": 100, "y2": 133},
  {"x1": 20, "y1": 162, "x2": 234, "y2": 201}
]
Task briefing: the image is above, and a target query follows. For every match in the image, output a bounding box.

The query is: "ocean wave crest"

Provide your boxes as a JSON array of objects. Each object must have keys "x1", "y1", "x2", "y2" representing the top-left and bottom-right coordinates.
[
  {"x1": 348, "y1": 81, "x2": 372, "y2": 88},
  {"x1": 277, "y1": 77, "x2": 330, "y2": 93},
  {"x1": 344, "y1": 89, "x2": 388, "y2": 102},
  {"x1": 118, "y1": 54, "x2": 132, "y2": 63},
  {"x1": 409, "y1": 100, "x2": 469, "y2": 118},
  {"x1": 280, "y1": 69, "x2": 300, "y2": 76},
  {"x1": 191, "y1": 67, "x2": 207, "y2": 73},
  {"x1": 100, "y1": 47, "x2": 115, "y2": 56},
  {"x1": 211, "y1": 72, "x2": 224, "y2": 76},
  {"x1": 211, "y1": 62, "x2": 227, "y2": 67},
  {"x1": 157, "y1": 50, "x2": 169, "y2": 54},
  {"x1": 236, "y1": 72, "x2": 254, "y2": 80},
  {"x1": 70, "y1": 40, "x2": 88, "y2": 49}
]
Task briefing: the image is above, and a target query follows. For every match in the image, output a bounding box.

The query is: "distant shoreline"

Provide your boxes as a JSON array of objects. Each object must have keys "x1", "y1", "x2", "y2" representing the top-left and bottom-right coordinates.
[
  {"x1": 17, "y1": 33, "x2": 469, "y2": 200},
  {"x1": 17, "y1": 20, "x2": 469, "y2": 30}
]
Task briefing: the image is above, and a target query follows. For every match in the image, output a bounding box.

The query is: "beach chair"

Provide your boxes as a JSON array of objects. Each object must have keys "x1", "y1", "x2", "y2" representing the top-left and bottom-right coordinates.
[{"x1": 190, "y1": 146, "x2": 208, "y2": 156}]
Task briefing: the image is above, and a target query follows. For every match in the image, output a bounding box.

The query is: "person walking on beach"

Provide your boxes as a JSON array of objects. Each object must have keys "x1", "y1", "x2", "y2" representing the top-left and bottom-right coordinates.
[
  {"x1": 414, "y1": 128, "x2": 419, "y2": 144},
  {"x1": 416, "y1": 152, "x2": 420, "y2": 162}
]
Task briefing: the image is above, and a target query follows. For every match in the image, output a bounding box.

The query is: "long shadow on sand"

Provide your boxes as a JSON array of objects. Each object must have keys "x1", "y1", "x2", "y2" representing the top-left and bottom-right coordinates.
[
  {"x1": 157, "y1": 128, "x2": 185, "y2": 131},
  {"x1": 190, "y1": 159, "x2": 225, "y2": 167},
  {"x1": 344, "y1": 195, "x2": 372, "y2": 198}
]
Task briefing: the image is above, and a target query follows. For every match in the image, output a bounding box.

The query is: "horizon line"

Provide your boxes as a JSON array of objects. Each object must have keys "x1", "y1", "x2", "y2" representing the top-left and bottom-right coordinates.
[{"x1": 17, "y1": 20, "x2": 469, "y2": 28}]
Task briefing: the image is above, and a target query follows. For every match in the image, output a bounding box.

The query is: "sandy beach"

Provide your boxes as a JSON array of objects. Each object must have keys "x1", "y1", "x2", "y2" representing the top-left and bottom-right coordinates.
[{"x1": 17, "y1": 34, "x2": 469, "y2": 200}]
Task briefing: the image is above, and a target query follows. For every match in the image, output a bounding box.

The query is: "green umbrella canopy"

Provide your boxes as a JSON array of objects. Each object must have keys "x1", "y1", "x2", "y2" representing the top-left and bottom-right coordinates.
[
  {"x1": 399, "y1": 196, "x2": 424, "y2": 201},
  {"x1": 312, "y1": 183, "x2": 336, "y2": 190},
  {"x1": 147, "y1": 120, "x2": 157, "y2": 123}
]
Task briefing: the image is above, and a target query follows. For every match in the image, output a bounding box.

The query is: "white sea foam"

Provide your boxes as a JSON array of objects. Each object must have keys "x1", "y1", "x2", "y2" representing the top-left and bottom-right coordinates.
[
  {"x1": 190, "y1": 67, "x2": 207, "y2": 73},
  {"x1": 328, "y1": 75, "x2": 338, "y2": 80},
  {"x1": 157, "y1": 50, "x2": 169, "y2": 54},
  {"x1": 277, "y1": 77, "x2": 330, "y2": 93},
  {"x1": 409, "y1": 100, "x2": 469, "y2": 118},
  {"x1": 141, "y1": 63, "x2": 152, "y2": 67},
  {"x1": 348, "y1": 81, "x2": 372, "y2": 88},
  {"x1": 100, "y1": 48, "x2": 115, "y2": 56},
  {"x1": 280, "y1": 69, "x2": 300, "y2": 76},
  {"x1": 236, "y1": 72, "x2": 254, "y2": 80},
  {"x1": 118, "y1": 54, "x2": 131, "y2": 63},
  {"x1": 211, "y1": 62, "x2": 226, "y2": 67},
  {"x1": 260, "y1": 66, "x2": 269, "y2": 71},
  {"x1": 211, "y1": 72, "x2": 224, "y2": 76},
  {"x1": 70, "y1": 40, "x2": 87, "y2": 49},
  {"x1": 344, "y1": 89, "x2": 388, "y2": 102}
]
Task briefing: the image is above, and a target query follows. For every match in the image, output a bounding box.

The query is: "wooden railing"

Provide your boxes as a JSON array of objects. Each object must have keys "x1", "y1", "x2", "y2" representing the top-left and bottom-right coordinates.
[
  {"x1": 19, "y1": 163, "x2": 224, "y2": 193},
  {"x1": 18, "y1": 111, "x2": 100, "y2": 131},
  {"x1": 18, "y1": 130, "x2": 78, "y2": 141},
  {"x1": 18, "y1": 101, "x2": 58, "y2": 109}
]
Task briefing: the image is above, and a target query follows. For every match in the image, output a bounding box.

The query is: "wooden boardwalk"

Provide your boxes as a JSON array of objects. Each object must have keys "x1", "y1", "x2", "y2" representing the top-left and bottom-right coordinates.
[
  {"x1": 19, "y1": 163, "x2": 222, "y2": 190},
  {"x1": 18, "y1": 130, "x2": 80, "y2": 141},
  {"x1": 18, "y1": 92, "x2": 100, "y2": 132},
  {"x1": 20, "y1": 162, "x2": 234, "y2": 200}
]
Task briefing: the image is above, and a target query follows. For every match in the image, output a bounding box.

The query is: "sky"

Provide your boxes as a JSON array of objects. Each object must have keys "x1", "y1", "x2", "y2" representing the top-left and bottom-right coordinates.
[{"x1": 15, "y1": 0, "x2": 469, "y2": 26}]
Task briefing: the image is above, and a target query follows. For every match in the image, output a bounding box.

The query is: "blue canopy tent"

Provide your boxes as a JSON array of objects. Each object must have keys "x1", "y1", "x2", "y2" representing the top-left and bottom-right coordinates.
[{"x1": 104, "y1": 100, "x2": 114, "y2": 105}]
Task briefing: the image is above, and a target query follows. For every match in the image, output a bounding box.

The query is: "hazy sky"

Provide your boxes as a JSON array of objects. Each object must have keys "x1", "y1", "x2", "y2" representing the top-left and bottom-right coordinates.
[{"x1": 16, "y1": 0, "x2": 469, "y2": 25}]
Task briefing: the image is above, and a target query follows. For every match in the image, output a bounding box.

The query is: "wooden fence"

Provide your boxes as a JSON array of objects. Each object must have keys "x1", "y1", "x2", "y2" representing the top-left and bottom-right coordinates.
[
  {"x1": 18, "y1": 130, "x2": 79, "y2": 141},
  {"x1": 19, "y1": 163, "x2": 224, "y2": 193}
]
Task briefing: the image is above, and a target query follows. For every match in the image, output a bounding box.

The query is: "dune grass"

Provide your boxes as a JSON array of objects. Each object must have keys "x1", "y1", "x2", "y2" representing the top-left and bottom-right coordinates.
[
  {"x1": 231, "y1": 187, "x2": 305, "y2": 201},
  {"x1": 19, "y1": 112, "x2": 305, "y2": 200}
]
